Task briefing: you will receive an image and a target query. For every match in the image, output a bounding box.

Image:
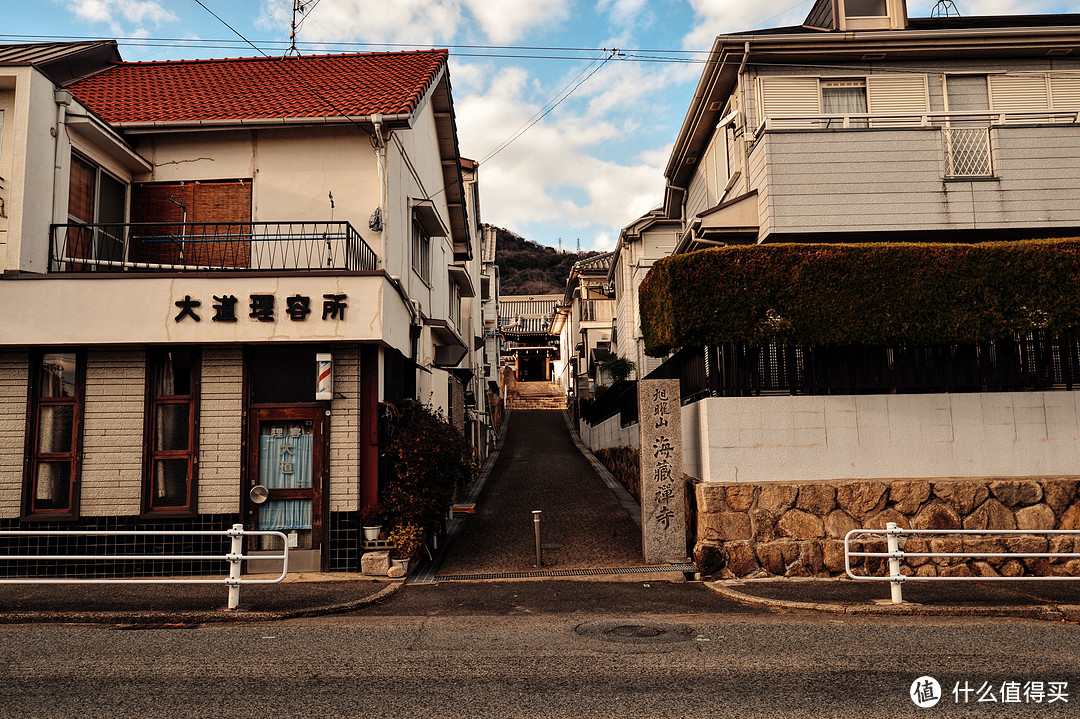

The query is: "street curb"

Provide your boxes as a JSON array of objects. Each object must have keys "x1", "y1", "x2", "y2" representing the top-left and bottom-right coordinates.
[
  {"x1": 0, "y1": 579, "x2": 404, "y2": 626},
  {"x1": 562, "y1": 410, "x2": 642, "y2": 527},
  {"x1": 705, "y1": 580, "x2": 1067, "y2": 621}
]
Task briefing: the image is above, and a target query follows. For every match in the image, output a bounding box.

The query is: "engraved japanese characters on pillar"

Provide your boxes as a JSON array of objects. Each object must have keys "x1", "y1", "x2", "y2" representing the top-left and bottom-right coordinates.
[{"x1": 638, "y1": 378, "x2": 686, "y2": 564}]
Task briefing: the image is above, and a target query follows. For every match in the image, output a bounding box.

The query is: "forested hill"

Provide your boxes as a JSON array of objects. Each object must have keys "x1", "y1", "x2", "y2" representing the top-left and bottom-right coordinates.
[{"x1": 491, "y1": 225, "x2": 601, "y2": 295}]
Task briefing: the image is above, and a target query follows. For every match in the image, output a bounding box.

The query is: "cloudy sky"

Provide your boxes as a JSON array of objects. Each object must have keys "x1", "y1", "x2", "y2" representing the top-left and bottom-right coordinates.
[{"x1": 6, "y1": 0, "x2": 1075, "y2": 250}]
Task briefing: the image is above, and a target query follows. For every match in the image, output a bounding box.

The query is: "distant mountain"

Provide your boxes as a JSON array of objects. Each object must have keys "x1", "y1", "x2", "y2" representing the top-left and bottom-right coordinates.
[{"x1": 490, "y1": 225, "x2": 601, "y2": 296}]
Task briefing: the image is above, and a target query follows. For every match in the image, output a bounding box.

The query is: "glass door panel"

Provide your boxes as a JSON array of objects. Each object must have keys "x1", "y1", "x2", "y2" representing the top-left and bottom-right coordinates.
[{"x1": 256, "y1": 418, "x2": 314, "y2": 550}]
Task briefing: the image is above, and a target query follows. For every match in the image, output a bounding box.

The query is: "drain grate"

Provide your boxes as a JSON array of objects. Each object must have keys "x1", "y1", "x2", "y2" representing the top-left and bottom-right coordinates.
[{"x1": 433, "y1": 564, "x2": 697, "y2": 582}]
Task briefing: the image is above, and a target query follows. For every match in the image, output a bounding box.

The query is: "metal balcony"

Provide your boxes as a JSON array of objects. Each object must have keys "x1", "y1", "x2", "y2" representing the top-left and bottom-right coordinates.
[{"x1": 49, "y1": 221, "x2": 377, "y2": 273}]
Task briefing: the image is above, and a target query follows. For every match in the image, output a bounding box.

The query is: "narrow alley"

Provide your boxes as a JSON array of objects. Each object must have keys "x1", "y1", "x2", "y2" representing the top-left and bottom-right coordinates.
[{"x1": 433, "y1": 409, "x2": 643, "y2": 577}]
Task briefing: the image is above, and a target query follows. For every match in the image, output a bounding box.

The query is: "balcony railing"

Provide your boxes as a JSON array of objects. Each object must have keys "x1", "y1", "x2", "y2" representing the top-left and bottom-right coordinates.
[
  {"x1": 758, "y1": 109, "x2": 1080, "y2": 133},
  {"x1": 49, "y1": 221, "x2": 377, "y2": 273},
  {"x1": 758, "y1": 109, "x2": 1080, "y2": 179}
]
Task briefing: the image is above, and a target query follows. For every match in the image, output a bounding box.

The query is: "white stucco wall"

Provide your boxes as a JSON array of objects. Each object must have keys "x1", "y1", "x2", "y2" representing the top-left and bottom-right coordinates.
[
  {"x1": 580, "y1": 414, "x2": 639, "y2": 452},
  {"x1": 684, "y1": 391, "x2": 1080, "y2": 483}
]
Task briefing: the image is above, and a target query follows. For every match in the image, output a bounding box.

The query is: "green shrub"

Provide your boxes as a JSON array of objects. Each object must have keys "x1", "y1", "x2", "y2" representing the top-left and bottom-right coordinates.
[
  {"x1": 640, "y1": 238, "x2": 1080, "y2": 355},
  {"x1": 600, "y1": 355, "x2": 636, "y2": 383},
  {"x1": 382, "y1": 402, "x2": 469, "y2": 535}
]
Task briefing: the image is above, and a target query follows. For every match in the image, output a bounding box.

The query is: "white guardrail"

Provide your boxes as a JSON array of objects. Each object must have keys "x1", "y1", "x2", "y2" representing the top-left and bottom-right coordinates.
[
  {"x1": 0, "y1": 524, "x2": 289, "y2": 610},
  {"x1": 845, "y1": 522, "x2": 1080, "y2": 604}
]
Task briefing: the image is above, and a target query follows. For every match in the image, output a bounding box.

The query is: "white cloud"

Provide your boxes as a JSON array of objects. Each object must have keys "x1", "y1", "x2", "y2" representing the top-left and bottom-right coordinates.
[
  {"x1": 462, "y1": 0, "x2": 569, "y2": 44},
  {"x1": 65, "y1": 0, "x2": 177, "y2": 33},
  {"x1": 456, "y1": 64, "x2": 668, "y2": 245},
  {"x1": 261, "y1": 0, "x2": 567, "y2": 47},
  {"x1": 682, "y1": 0, "x2": 812, "y2": 50}
]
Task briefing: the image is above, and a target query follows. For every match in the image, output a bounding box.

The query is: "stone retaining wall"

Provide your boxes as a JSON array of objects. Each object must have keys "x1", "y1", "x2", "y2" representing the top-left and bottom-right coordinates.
[
  {"x1": 693, "y1": 477, "x2": 1080, "y2": 579},
  {"x1": 595, "y1": 446, "x2": 640, "y2": 502}
]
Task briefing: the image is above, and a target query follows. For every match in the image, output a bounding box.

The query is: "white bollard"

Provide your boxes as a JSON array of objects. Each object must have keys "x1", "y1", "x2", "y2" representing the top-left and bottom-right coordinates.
[
  {"x1": 886, "y1": 522, "x2": 904, "y2": 604},
  {"x1": 226, "y1": 523, "x2": 244, "y2": 610}
]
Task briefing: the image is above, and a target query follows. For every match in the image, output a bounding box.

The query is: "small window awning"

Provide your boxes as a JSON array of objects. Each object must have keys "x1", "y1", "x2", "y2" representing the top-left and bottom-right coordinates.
[
  {"x1": 425, "y1": 317, "x2": 468, "y2": 368},
  {"x1": 448, "y1": 263, "x2": 476, "y2": 297},
  {"x1": 677, "y1": 190, "x2": 759, "y2": 253},
  {"x1": 411, "y1": 199, "x2": 448, "y2": 238}
]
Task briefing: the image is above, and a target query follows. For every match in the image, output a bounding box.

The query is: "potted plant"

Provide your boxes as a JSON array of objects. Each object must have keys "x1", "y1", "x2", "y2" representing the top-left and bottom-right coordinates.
[
  {"x1": 387, "y1": 522, "x2": 423, "y2": 573},
  {"x1": 360, "y1": 505, "x2": 382, "y2": 542}
]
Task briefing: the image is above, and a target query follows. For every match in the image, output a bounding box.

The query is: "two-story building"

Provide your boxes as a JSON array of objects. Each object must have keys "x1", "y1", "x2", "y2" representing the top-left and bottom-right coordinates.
[
  {"x1": 560, "y1": 252, "x2": 615, "y2": 393},
  {"x1": 667, "y1": 1, "x2": 1080, "y2": 252},
  {"x1": 0, "y1": 41, "x2": 482, "y2": 573},
  {"x1": 607, "y1": 209, "x2": 680, "y2": 380}
]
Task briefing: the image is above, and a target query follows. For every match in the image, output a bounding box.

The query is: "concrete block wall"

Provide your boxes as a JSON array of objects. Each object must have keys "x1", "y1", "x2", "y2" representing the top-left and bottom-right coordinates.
[
  {"x1": 0, "y1": 350, "x2": 28, "y2": 518},
  {"x1": 198, "y1": 348, "x2": 242, "y2": 514},
  {"x1": 579, "y1": 413, "x2": 638, "y2": 452},
  {"x1": 684, "y1": 392, "x2": 1080, "y2": 484},
  {"x1": 81, "y1": 350, "x2": 143, "y2": 515},
  {"x1": 328, "y1": 345, "x2": 360, "y2": 513}
]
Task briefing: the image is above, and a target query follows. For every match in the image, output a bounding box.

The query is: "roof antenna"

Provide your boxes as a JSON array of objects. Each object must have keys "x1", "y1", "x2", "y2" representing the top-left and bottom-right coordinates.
[
  {"x1": 931, "y1": 0, "x2": 961, "y2": 17},
  {"x1": 286, "y1": 0, "x2": 317, "y2": 56}
]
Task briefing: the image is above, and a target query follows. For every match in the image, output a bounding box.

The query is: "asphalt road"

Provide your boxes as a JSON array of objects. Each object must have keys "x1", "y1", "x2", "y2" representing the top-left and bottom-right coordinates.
[{"x1": 1, "y1": 581, "x2": 1077, "y2": 718}]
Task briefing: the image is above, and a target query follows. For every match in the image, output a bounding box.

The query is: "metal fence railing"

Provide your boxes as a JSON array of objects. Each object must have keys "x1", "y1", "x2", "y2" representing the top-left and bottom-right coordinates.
[
  {"x1": 50, "y1": 221, "x2": 377, "y2": 273},
  {"x1": 652, "y1": 335, "x2": 1080, "y2": 399},
  {"x1": 0, "y1": 524, "x2": 289, "y2": 610},
  {"x1": 845, "y1": 522, "x2": 1080, "y2": 604}
]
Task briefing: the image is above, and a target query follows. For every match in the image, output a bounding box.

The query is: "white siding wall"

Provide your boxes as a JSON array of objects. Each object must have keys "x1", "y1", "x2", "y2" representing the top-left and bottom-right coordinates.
[
  {"x1": 80, "y1": 351, "x2": 143, "y2": 516},
  {"x1": 756, "y1": 124, "x2": 1080, "y2": 236},
  {"x1": 580, "y1": 414, "x2": 638, "y2": 452},
  {"x1": 198, "y1": 347, "x2": 243, "y2": 514},
  {"x1": 0, "y1": 350, "x2": 27, "y2": 518}
]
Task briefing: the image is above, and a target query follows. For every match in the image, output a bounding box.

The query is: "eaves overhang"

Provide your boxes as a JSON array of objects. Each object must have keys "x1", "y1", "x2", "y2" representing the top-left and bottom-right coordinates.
[
  {"x1": 430, "y1": 68, "x2": 472, "y2": 262},
  {"x1": 65, "y1": 111, "x2": 152, "y2": 172}
]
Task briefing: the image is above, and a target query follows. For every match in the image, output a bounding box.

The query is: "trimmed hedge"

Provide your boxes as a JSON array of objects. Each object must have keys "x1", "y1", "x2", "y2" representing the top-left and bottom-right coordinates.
[{"x1": 640, "y1": 238, "x2": 1080, "y2": 356}]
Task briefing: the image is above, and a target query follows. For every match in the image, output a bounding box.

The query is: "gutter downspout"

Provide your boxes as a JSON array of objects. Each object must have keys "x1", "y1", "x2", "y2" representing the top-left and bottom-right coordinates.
[
  {"x1": 371, "y1": 113, "x2": 389, "y2": 270},
  {"x1": 738, "y1": 42, "x2": 752, "y2": 197},
  {"x1": 51, "y1": 90, "x2": 73, "y2": 227}
]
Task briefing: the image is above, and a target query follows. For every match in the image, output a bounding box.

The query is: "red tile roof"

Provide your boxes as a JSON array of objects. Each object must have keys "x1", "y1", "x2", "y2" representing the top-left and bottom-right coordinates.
[{"x1": 69, "y1": 50, "x2": 448, "y2": 125}]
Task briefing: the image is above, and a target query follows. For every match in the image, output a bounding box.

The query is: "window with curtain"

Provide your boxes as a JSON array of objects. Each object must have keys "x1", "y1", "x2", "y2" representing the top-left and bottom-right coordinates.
[
  {"x1": 25, "y1": 350, "x2": 85, "y2": 519},
  {"x1": 822, "y1": 80, "x2": 868, "y2": 127},
  {"x1": 143, "y1": 349, "x2": 200, "y2": 515}
]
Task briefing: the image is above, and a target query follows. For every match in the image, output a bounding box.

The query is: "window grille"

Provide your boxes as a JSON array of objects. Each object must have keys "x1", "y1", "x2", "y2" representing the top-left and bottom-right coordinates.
[{"x1": 943, "y1": 127, "x2": 993, "y2": 177}]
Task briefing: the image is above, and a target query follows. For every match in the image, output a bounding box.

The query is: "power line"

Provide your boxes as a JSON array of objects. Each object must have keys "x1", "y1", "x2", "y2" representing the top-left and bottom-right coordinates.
[
  {"x1": 479, "y1": 48, "x2": 623, "y2": 166},
  {"x1": 0, "y1": 32, "x2": 712, "y2": 63}
]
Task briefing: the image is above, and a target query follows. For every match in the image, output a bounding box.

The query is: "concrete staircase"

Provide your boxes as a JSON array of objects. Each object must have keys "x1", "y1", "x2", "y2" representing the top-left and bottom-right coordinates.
[{"x1": 508, "y1": 381, "x2": 567, "y2": 410}]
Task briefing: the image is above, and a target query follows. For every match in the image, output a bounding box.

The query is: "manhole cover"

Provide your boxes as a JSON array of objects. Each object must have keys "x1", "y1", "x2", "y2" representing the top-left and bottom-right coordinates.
[
  {"x1": 607, "y1": 624, "x2": 664, "y2": 638},
  {"x1": 575, "y1": 619, "x2": 695, "y2": 646}
]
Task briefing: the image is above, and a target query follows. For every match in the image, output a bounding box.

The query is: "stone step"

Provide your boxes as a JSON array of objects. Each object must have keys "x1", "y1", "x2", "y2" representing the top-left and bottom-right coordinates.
[{"x1": 509, "y1": 399, "x2": 567, "y2": 407}]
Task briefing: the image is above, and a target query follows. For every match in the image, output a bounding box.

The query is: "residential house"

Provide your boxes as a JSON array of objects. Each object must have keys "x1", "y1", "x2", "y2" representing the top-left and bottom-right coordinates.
[
  {"x1": 0, "y1": 42, "x2": 484, "y2": 573},
  {"x1": 667, "y1": 1, "x2": 1080, "y2": 252},
  {"x1": 582, "y1": 3, "x2": 1080, "y2": 576},
  {"x1": 559, "y1": 252, "x2": 615, "y2": 394},
  {"x1": 607, "y1": 209, "x2": 681, "y2": 379},
  {"x1": 477, "y1": 224, "x2": 503, "y2": 442}
]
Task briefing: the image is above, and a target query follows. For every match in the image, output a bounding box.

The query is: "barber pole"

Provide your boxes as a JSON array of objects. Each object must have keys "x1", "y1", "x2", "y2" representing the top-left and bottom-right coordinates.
[{"x1": 316, "y1": 353, "x2": 333, "y2": 400}]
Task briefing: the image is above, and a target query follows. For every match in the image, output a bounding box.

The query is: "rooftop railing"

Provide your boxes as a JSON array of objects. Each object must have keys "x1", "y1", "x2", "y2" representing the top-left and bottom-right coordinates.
[{"x1": 49, "y1": 221, "x2": 377, "y2": 273}]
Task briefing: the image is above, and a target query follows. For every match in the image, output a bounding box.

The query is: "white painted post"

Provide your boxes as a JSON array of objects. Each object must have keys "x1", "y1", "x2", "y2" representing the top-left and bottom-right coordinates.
[
  {"x1": 226, "y1": 523, "x2": 244, "y2": 611},
  {"x1": 886, "y1": 522, "x2": 903, "y2": 605}
]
